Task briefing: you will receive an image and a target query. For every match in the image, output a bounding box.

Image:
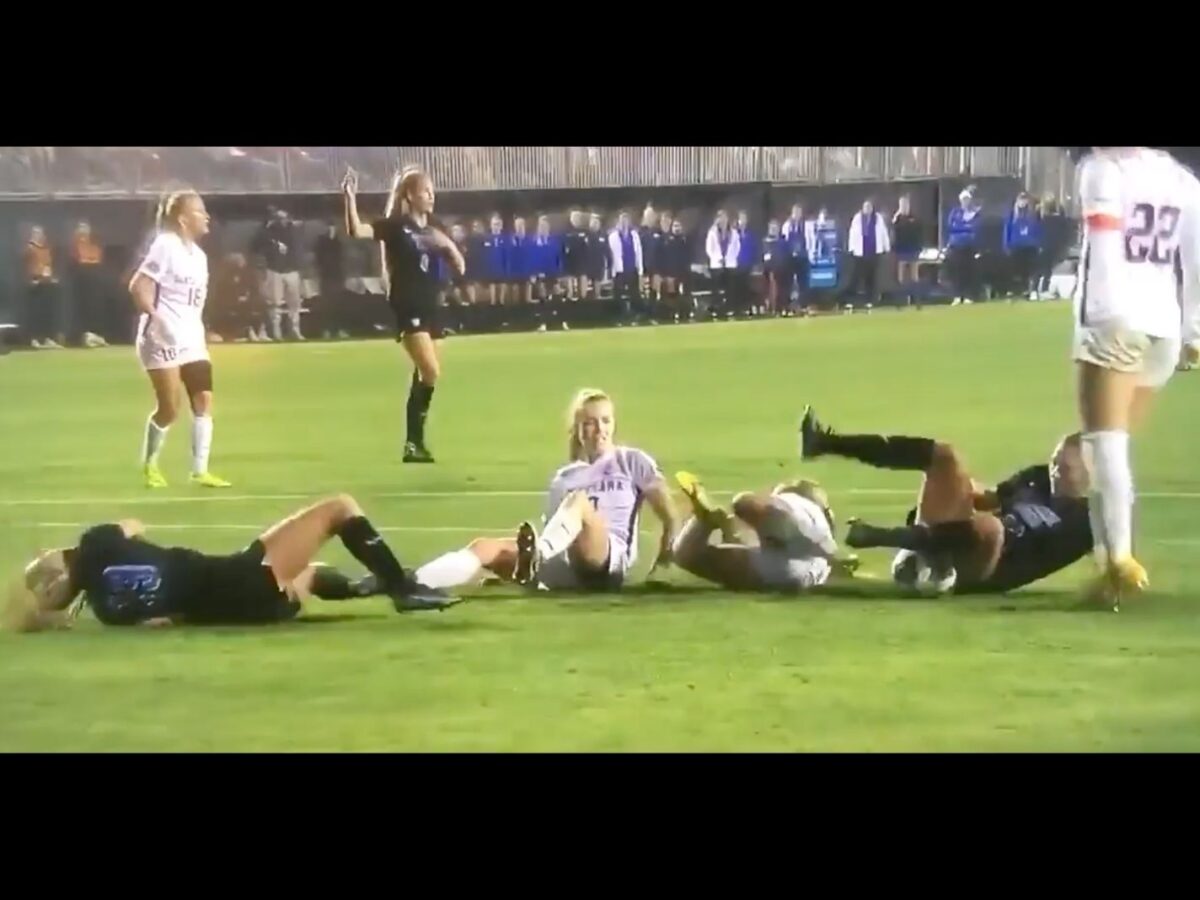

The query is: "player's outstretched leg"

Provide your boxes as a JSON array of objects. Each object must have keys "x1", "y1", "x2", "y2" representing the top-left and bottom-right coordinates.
[
  {"x1": 799, "y1": 405, "x2": 936, "y2": 471},
  {"x1": 258, "y1": 494, "x2": 458, "y2": 612},
  {"x1": 183, "y1": 363, "x2": 231, "y2": 488}
]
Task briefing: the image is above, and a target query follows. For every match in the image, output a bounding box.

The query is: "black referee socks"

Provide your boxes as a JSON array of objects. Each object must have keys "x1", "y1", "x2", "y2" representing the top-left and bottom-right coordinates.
[{"x1": 406, "y1": 372, "x2": 436, "y2": 446}]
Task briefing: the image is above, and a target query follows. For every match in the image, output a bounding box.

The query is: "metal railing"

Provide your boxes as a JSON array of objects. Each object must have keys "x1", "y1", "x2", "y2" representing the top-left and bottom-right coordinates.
[{"x1": 0, "y1": 146, "x2": 1054, "y2": 199}]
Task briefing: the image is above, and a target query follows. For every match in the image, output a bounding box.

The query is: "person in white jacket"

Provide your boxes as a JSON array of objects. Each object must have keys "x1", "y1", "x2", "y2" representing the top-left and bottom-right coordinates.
[
  {"x1": 844, "y1": 200, "x2": 891, "y2": 306},
  {"x1": 705, "y1": 210, "x2": 740, "y2": 317},
  {"x1": 608, "y1": 211, "x2": 644, "y2": 324}
]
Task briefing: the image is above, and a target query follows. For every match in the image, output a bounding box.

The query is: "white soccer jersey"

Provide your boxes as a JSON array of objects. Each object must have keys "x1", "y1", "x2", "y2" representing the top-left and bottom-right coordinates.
[
  {"x1": 545, "y1": 446, "x2": 662, "y2": 567},
  {"x1": 1074, "y1": 148, "x2": 1200, "y2": 340},
  {"x1": 135, "y1": 232, "x2": 209, "y2": 368}
]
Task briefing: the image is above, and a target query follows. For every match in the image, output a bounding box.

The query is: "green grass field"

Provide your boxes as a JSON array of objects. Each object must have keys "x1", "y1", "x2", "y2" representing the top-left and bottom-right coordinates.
[{"x1": 2, "y1": 303, "x2": 1198, "y2": 752}]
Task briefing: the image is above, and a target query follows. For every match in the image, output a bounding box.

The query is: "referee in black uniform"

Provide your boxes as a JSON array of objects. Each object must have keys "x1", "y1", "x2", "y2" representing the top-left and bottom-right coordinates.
[{"x1": 343, "y1": 167, "x2": 465, "y2": 463}]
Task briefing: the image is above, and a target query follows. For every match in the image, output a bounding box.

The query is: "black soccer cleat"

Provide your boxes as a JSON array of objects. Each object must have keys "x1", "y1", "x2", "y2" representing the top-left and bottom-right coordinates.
[
  {"x1": 514, "y1": 520, "x2": 539, "y2": 586},
  {"x1": 391, "y1": 580, "x2": 461, "y2": 613},
  {"x1": 845, "y1": 518, "x2": 884, "y2": 549},
  {"x1": 403, "y1": 441, "x2": 436, "y2": 464},
  {"x1": 799, "y1": 405, "x2": 831, "y2": 460}
]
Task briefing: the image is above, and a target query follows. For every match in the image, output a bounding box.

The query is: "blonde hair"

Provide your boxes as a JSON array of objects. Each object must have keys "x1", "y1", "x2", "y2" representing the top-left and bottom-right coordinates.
[
  {"x1": 385, "y1": 166, "x2": 426, "y2": 219},
  {"x1": 5, "y1": 549, "x2": 80, "y2": 633},
  {"x1": 156, "y1": 189, "x2": 200, "y2": 233},
  {"x1": 566, "y1": 387, "x2": 612, "y2": 461},
  {"x1": 775, "y1": 478, "x2": 835, "y2": 528}
]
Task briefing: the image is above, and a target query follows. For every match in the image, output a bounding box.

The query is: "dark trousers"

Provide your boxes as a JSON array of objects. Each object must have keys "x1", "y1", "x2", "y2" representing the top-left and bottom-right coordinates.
[
  {"x1": 844, "y1": 255, "x2": 879, "y2": 302},
  {"x1": 731, "y1": 268, "x2": 753, "y2": 313},
  {"x1": 783, "y1": 255, "x2": 809, "y2": 307},
  {"x1": 614, "y1": 271, "x2": 643, "y2": 321},
  {"x1": 23, "y1": 281, "x2": 67, "y2": 343},
  {"x1": 1008, "y1": 246, "x2": 1040, "y2": 294},
  {"x1": 945, "y1": 246, "x2": 979, "y2": 301}
]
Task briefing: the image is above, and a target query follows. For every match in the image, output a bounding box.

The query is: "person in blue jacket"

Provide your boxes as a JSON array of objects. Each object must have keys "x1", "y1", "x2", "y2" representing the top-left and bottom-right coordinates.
[
  {"x1": 1002, "y1": 192, "x2": 1043, "y2": 300},
  {"x1": 945, "y1": 190, "x2": 982, "y2": 305},
  {"x1": 508, "y1": 216, "x2": 532, "y2": 304},
  {"x1": 529, "y1": 214, "x2": 563, "y2": 301},
  {"x1": 734, "y1": 210, "x2": 759, "y2": 316},
  {"x1": 481, "y1": 214, "x2": 509, "y2": 305}
]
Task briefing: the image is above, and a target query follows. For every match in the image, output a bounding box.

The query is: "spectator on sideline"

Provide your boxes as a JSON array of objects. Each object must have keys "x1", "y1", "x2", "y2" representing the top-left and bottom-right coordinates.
[
  {"x1": 255, "y1": 208, "x2": 305, "y2": 339},
  {"x1": 1002, "y1": 191, "x2": 1044, "y2": 300},
  {"x1": 1036, "y1": 194, "x2": 1072, "y2": 300},
  {"x1": 761, "y1": 218, "x2": 785, "y2": 316},
  {"x1": 733, "y1": 210, "x2": 758, "y2": 315},
  {"x1": 563, "y1": 209, "x2": 588, "y2": 300},
  {"x1": 845, "y1": 200, "x2": 891, "y2": 307},
  {"x1": 639, "y1": 205, "x2": 662, "y2": 303},
  {"x1": 314, "y1": 223, "x2": 350, "y2": 339},
  {"x1": 660, "y1": 213, "x2": 691, "y2": 321},
  {"x1": 69, "y1": 221, "x2": 109, "y2": 347},
  {"x1": 481, "y1": 214, "x2": 509, "y2": 305},
  {"x1": 705, "y1": 209, "x2": 740, "y2": 318},
  {"x1": 891, "y1": 194, "x2": 923, "y2": 308},
  {"x1": 609, "y1": 210, "x2": 644, "y2": 324},
  {"x1": 464, "y1": 219, "x2": 486, "y2": 306},
  {"x1": 23, "y1": 226, "x2": 64, "y2": 349},
  {"x1": 509, "y1": 216, "x2": 531, "y2": 304},
  {"x1": 780, "y1": 203, "x2": 809, "y2": 314},
  {"x1": 945, "y1": 189, "x2": 982, "y2": 305},
  {"x1": 583, "y1": 213, "x2": 609, "y2": 301}
]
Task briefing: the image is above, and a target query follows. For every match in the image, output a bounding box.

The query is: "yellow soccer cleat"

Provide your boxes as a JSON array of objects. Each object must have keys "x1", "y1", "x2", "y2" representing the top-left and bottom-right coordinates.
[
  {"x1": 144, "y1": 463, "x2": 168, "y2": 489},
  {"x1": 1111, "y1": 555, "x2": 1149, "y2": 594},
  {"x1": 190, "y1": 471, "x2": 233, "y2": 489},
  {"x1": 674, "y1": 470, "x2": 729, "y2": 530}
]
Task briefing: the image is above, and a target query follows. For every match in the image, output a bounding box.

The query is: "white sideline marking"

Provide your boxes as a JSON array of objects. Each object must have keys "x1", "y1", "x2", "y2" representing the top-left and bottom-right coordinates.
[
  {"x1": 31, "y1": 522, "x2": 512, "y2": 534},
  {"x1": 4, "y1": 487, "x2": 1200, "y2": 508}
]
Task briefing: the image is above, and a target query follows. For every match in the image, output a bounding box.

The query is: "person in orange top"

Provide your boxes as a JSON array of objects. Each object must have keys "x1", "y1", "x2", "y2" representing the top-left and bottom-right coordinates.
[
  {"x1": 22, "y1": 226, "x2": 64, "y2": 349},
  {"x1": 69, "y1": 221, "x2": 109, "y2": 347}
]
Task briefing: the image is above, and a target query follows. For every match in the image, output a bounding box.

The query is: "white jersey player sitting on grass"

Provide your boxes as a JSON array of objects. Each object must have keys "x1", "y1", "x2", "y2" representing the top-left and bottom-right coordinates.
[
  {"x1": 671, "y1": 471, "x2": 859, "y2": 593},
  {"x1": 128, "y1": 189, "x2": 230, "y2": 489},
  {"x1": 412, "y1": 388, "x2": 678, "y2": 594},
  {"x1": 1070, "y1": 147, "x2": 1200, "y2": 604}
]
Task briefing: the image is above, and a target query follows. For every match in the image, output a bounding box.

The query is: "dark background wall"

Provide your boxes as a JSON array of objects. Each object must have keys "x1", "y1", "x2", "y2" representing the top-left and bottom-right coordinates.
[{"x1": 0, "y1": 176, "x2": 1033, "y2": 316}]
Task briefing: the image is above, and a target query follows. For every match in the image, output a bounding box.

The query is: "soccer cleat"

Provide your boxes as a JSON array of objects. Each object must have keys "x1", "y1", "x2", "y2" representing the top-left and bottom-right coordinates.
[
  {"x1": 1111, "y1": 555, "x2": 1149, "y2": 594},
  {"x1": 391, "y1": 581, "x2": 461, "y2": 613},
  {"x1": 674, "y1": 470, "x2": 729, "y2": 530},
  {"x1": 798, "y1": 405, "x2": 830, "y2": 460},
  {"x1": 144, "y1": 463, "x2": 168, "y2": 489},
  {"x1": 403, "y1": 442, "x2": 436, "y2": 464},
  {"x1": 190, "y1": 471, "x2": 232, "y2": 488},
  {"x1": 514, "y1": 520, "x2": 540, "y2": 586},
  {"x1": 1179, "y1": 342, "x2": 1199, "y2": 372}
]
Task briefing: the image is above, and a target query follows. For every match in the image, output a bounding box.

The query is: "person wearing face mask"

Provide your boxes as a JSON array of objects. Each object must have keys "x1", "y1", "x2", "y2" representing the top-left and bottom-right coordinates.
[
  {"x1": 407, "y1": 388, "x2": 678, "y2": 595},
  {"x1": 1003, "y1": 192, "x2": 1044, "y2": 301}
]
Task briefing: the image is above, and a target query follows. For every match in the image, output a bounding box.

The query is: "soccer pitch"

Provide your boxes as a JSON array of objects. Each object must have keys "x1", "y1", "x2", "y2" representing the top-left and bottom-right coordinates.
[{"x1": 2, "y1": 303, "x2": 1198, "y2": 752}]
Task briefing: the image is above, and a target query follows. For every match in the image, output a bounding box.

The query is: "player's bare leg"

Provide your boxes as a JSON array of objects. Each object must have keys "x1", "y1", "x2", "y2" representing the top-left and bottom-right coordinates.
[
  {"x1": 1077, "y1": 361, "x2": 1148, "y2": 607},
  {"x1": 259, "y1": 494, "x2": 456, "y2": 611},
  {"x1": 142, "y1": 368, "x2": 181, "y2": 488},
  {"x1": 672, "y1": 472, "x2": 764, "y2": 590}
]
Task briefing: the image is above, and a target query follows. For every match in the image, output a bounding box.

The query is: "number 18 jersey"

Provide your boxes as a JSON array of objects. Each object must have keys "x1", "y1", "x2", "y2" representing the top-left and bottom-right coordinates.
[
  {"x1": 1075, "y1": 147, "x2": 1200, "y2": 340},
  {"x1": 134, "y1": 231, "x2": 210, "y2": 370}
]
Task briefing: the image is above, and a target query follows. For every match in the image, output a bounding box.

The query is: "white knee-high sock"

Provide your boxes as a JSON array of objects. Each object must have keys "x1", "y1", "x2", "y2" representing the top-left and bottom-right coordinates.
[
  {"x1": 537, "y1": 493, "x2": 586, "y2": 560},
  {"x1": 142, "y1": 415, "x2": 169, "y2": 465},
  {"x1": 1082, "y1": 430, "x2": 1134, "y2": 565},
  {"x1": 415, "y1": 548, "x2": 484, "y2": 589},
  {"x1": 192, "y1": 415, "x2": 214, "y2": 475}
]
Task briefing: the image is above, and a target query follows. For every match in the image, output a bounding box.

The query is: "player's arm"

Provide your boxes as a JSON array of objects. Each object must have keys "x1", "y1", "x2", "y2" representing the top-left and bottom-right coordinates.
[
  {"x1": 128, "y1": 236, "x2": 169, "y2": 316},
  {"x1": 1078, "y1": 156, "x2": 1124, "y2": 284},
  {"x1": 1178, "y1": 171, "x2": 1200, "y2": 346},
  {"x1": 428, "y1": 229, "x2": 466, "y2": 276},
  {"x1": 341, "y1": 168, "x2": 375, "y2": 240},
  {"x1": 643, "y1": 477, "x2": 679, "y2": 567}
]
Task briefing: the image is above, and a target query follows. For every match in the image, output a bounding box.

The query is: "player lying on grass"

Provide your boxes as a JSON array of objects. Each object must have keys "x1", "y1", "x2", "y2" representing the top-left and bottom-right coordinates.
[
  {"x1": 7, "y1": 494, "x2": 456, "y2": 632},
  {"x1": 799, "y1": 407, "x2": 1095, "y2": 600},
  {"x1": 411, "y1": 388, "x2": 678, "y2": 593},
  {"x1": 669, "y1": 471, "x2": 861, "y2": 593}
]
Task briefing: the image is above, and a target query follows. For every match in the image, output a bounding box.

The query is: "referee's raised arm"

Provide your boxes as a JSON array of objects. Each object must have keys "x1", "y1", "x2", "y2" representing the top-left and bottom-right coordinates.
[{"x1": 342, "y1": 168, "x2": 375, "y2": 239}]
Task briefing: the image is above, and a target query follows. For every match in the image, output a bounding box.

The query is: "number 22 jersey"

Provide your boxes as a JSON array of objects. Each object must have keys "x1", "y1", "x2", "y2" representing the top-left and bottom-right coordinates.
[{"x1": 1075, "y1": 147, "x2": 1200, "y2": 341}]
